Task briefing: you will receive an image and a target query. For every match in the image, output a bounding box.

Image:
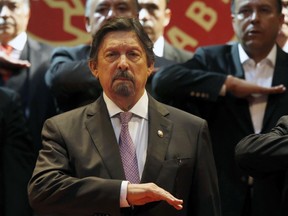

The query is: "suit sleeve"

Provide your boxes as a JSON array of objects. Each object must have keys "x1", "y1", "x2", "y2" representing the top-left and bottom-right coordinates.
[
  {"x1": 152, "y1": 47, "x2": 227, "y2": 103},
  {"x1": 28, "y1": 118, "x2": 122, "y2": 216},
  {"x1": 45, "y1": 47, "x2": 102, "y2": 112},
  {"x1": 189, "y1": 120, "x2": 221, "y2": 216},
  {"x1": 235, "y1": 115, "x2": 288, "y2": 177}
]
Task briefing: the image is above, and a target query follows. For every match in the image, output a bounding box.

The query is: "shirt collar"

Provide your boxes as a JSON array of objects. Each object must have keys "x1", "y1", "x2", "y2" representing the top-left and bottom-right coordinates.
[
  {"x1": 153, "y1": 36, "x2": 164, "y2": 57},
  {"x1": 238, "y1": 43, "x2": 277, "y2": 66},
  {"x1": 282, "y1": 40, "x2": 288, "y2": 53},
  {"x1": 103, "y1": 91, "x2": 149, "y2": 120},
  {"x1": 8, "y1": 32, "x2": 27, "y2": 51}
]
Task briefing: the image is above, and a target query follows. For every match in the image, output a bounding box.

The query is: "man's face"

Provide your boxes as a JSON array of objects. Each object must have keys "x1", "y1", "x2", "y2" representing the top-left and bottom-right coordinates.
[
  {"x1": 90, "y1": 31, "x2": 153, "y2": 105},
  {"x1": 280, "y1": 0, "x2": 288, "y2": 37},
  {"x1": 86, "y1": 0, "x2": 138, "y2": 36},
  {"x1": 232, "y1": 0, "x2": 284, "y2": 54},
  {"x1": 0, "y1": 0, "x2": 30, "y2": 44},
  {"x1": 138, "y1": 0, "x2": 171, "y2": 43}
]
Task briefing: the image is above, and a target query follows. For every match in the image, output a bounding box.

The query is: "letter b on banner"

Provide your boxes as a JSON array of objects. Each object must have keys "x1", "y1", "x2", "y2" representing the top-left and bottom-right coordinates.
[{"x1": 186, "y1": 1, "x2": 217, "y2": 32}]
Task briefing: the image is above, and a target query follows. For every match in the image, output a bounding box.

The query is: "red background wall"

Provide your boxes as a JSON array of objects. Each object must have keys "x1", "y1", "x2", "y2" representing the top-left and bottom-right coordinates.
[{"x1": 27, "y1": 0, "x2": 235, "y2": 52}]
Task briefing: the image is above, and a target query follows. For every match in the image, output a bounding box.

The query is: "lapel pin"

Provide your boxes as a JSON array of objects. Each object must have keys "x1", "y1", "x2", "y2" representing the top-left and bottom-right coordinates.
[{"x1": 157, "y1": 130, "x2": 164, "y2": 138}]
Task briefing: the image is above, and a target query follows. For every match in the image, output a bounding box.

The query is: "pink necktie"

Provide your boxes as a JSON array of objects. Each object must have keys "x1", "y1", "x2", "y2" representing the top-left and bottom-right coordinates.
[
  {"x1": 0, "y1": 44, "x2": 13, "y2": 82},
  {"x1": 119, "y1": 112, "x2": 140, "y2": 183}
]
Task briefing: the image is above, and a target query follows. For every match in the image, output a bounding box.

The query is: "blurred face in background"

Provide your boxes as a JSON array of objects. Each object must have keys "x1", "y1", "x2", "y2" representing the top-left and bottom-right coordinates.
[
  {"x1": 280, "y1": 0, "x2": 288, "y2": 38},
  {"x1": 85, "y1": 0, "x2": 139, "y2": 37},
  {"x1": 0, "y1": 0, "x2": 30, "y2": 44},
  {"x1": 138, "y1": 0, "x2": 171, "y2": 43},
  {"x1": 232, "y1": 0, "x2": 283, "y2": 59}
]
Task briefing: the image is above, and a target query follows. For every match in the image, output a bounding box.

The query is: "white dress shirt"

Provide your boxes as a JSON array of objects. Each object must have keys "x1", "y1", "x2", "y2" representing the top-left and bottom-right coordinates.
[
  {"x1": 7, "y1": 32, "x2": 27, "y2": 59},
  {"x1": 282, "y1": 40, "x2": 288, "y2": 53},
  {"x1": 153, "y1": 36, "x2": 165, "y2": 57},
  {"x1": 103, "y1": 91, "x2": 149, "y2": 207},
  {"x1": 238, "y1": 44, "x2": 276, "y2": 133}
]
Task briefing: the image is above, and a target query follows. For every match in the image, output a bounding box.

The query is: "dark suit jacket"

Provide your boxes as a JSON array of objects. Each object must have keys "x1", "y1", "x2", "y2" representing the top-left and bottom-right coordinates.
[
  {"x1": 45, "y1": 45, "x2": 176, "y2": 112},
  {"x1": 163, "y1": 40, "x2": 193, "y2": 63},
  {"x1": 28, "y1": 95, "x2": 221, "y2": 216},
  {"x1": 0, "y1": 87, "x2": 35, "y2": 216},
  {"x1": 235, "y1": 115, "x2": 288, "y2": 216},
  {"x1": 1, "y1": 38, "x2": 57, "y2": 151},
  {"x1": 152, "y1": 43, "x2": 288, "y2": 216}
]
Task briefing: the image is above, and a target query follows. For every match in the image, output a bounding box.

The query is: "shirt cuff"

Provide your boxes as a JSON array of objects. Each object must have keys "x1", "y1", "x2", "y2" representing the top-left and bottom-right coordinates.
[
  {"x1": 120, "y1": 181, "x2": 130, "y2": 207},
  {"x1": 219, "y1": 84, "x2": 226, "y2": 96}
]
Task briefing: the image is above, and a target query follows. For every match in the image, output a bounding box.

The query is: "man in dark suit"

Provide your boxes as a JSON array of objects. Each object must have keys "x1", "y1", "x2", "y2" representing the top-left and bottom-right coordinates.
[
  {"x1": 0, "y1": 0, "x2": 57, "y2": 151},
  {"x1": 28, "y1": 17, "x2": 220, "y2": 216},
  {"x1": 152, "y1": 0, "x2": 288, "y2": 215},
  {"x1": 138, "y1": 0, "x2": 193, "y2": 63},
  {"x1": 235, "y1": 115, "x2": 288, "y2": 216},
  {"x1": 0, "y1": 87, "x2": 35, "y2": 216}
]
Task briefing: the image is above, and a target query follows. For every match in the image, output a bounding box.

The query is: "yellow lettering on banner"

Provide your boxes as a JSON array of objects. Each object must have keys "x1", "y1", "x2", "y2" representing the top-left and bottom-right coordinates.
[
  {"x1": 166, "y1": 26, "x2": 198, "y2": 49},
  {"x1": 186, "y1": 1, "x2": 217, "y2": 32},
  {"x1": 222, "y1": 0, "x2": 230, "y2": 4}
]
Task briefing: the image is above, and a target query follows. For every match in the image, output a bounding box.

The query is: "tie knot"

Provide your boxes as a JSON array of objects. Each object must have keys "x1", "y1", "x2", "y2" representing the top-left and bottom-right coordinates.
[
  {"x1": 119, "y1": 112, "x2": 132, "y2": 125},
  {"x1": 0, "y1": 44, "x2": 13, "y2": 55}
]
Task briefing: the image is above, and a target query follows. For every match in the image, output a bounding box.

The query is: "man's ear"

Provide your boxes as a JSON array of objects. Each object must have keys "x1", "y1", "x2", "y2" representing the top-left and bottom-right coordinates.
[
  {"x1": 85, "y1": 17, "x2": 91, "y2": 33},
  {"x1": 88, "y1": 60, "x2": 98, "y2": 78},
  {"x1": 147, "y1": 62, "x2": 155, "y2": 77}
]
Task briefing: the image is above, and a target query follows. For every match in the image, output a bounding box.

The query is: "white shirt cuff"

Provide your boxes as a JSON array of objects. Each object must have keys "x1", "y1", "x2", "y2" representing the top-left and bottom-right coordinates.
[{"x1": 120, "y1": 181, "x2": 130, "y2": 207}]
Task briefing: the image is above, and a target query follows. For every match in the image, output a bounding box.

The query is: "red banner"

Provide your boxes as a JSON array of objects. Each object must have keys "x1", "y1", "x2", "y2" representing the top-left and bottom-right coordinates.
[{"x1": 27, "y1": 0, "x2": 235, "y2": 52}]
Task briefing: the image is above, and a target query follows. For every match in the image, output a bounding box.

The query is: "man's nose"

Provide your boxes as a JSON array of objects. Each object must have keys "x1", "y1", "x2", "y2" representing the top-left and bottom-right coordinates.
[
  {"x1": 118, "y1": 55, "x2": 129, "y2": 70},
  {"x1": 250, "y1": 10, "x2": 260, "y2": 21},
  {"x1": 106, "y1": 8, "x2": 117, "y2": 19},
  {"x1": 0, "y1": 5, "x2": 11, "y2": 17},
  {"x1": 139, "y1": 8, "x2": 150, "y2": 21}
]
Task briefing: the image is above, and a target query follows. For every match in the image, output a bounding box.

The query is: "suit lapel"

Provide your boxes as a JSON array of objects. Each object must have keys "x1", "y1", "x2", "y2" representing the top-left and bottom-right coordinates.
[
  {"x1": 230, "y1": 43, "x2": 245, "y2": 78},
  {"x1": 141, "y1": 96, "x2": 172, "y2": 183},
  {"x1": 263, "y1": 47, "x2": 288, "y2": 130},
  {"x1": 225, "y1": 44, "x2": 254, "y2": 133},
  {"x1": 85, "y1": 97, "x2": 126, "y2": 180},
  {"x1": 5, "y1": 42, "x2": 29, "y2": 91}
]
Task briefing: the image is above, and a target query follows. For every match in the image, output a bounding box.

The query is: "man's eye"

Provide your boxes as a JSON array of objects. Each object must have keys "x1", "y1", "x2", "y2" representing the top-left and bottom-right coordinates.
[
  {"x1": 105, "y1": 53, "x2": 118, "y2": 61},
  {"x1": 118, "y1": 5, "x2": 129, "y2": 12},
  {"x1": 95, "y1": 7, "x2": 108, "y2": 14},
  {"x1": 127, "y1": 52, "x2": 141, "y2": 60}
]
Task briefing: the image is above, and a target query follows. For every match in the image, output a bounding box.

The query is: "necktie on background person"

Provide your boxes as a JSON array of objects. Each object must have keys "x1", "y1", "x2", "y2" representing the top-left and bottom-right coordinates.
[
  {"x1": 119, "y1": 112, "x2": 140, "y2": 184},
  {"x1": 0, "y1": 44, "x2": 13, "y2": 82}
]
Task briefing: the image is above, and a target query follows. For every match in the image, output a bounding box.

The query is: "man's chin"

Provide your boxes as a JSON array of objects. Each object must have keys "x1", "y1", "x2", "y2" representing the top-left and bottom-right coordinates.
[{"x1": 113, "y1": 83, "x2": 135, "y2": 97}]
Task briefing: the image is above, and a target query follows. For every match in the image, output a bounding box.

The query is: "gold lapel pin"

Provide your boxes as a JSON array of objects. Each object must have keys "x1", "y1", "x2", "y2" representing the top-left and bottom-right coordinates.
[{"x1": 157, "y1": 130, "x2": 164, "y2": 138}]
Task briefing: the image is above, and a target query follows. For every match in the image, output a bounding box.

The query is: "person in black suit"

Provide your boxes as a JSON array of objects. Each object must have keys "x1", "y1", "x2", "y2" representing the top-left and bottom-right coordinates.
[
  {"x1": 277, "y1": 0, "x2": 288, "y2": 52},
  {"x1": 45, "y1": 0, "x2": 175, "y2": 113},
  {"x1": 235, "y1": 115, "x2": 288, "y2": 216},
  {"x1": 152, "y1": 0, "x2": 288, "y2": 215},
  {"x1": 0, "y1": 87, "x2": 35, "y2": 216},
  {"x1": 138, "y1": 0, "x2": 193, "y2": 63},
  {"x1": 0, "y1": 0, "x2": 57, "y2": 151},
  {"x1": 28, "y1": 17, "x2": 221, "y2": 216}
]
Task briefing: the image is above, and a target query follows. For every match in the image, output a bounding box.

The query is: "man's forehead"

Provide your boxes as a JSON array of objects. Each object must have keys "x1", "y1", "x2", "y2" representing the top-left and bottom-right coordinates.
[
  {"x1": 95, "y1": 0, "x2": 136, "y2": 6},
  {"x1": 0, "y1": 0, "x2": 26, "y2": 4},
  {"x1": 101, "y1": 31, "x2": 142, "y2": 49}
]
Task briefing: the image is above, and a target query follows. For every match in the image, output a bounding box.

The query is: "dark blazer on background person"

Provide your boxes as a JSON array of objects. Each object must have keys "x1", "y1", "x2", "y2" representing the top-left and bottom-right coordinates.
[
  {"x1": 163, "y1": 40, "x2": 193, "y2": 63},
  {"x1": 28, "y1": 94, "x2": 220, "y2": 216},
  {"x1": 236, "y1": 115, "x2": 288, "y2": 216},
  {"x1": 152, "y1": 43, "x2": 288, "y2": 216},
  {"x1": 45, "y1": 45, "x2": 176, "y2": 112},
  {"x1": 0, "y1": 87, "x2": 35, "y2": 216},
  {"x1": 1, "y1": 38, "x2": 57, "y2": 151}
]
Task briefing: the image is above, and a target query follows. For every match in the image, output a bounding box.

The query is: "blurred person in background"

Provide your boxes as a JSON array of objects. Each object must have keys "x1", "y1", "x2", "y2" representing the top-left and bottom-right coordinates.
[
  {"x1": 0, "y1": 0, "x2": 57, "y2": 151},
  {"x1": 277, "y1": 0, "x2": 288, "y2": 51},
  {"x1": 138, "y1": 0, "x2": 193, "y2": 62},
  {"x1": 0, "y1": 87, "x2": 35, "y2": 216}
]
